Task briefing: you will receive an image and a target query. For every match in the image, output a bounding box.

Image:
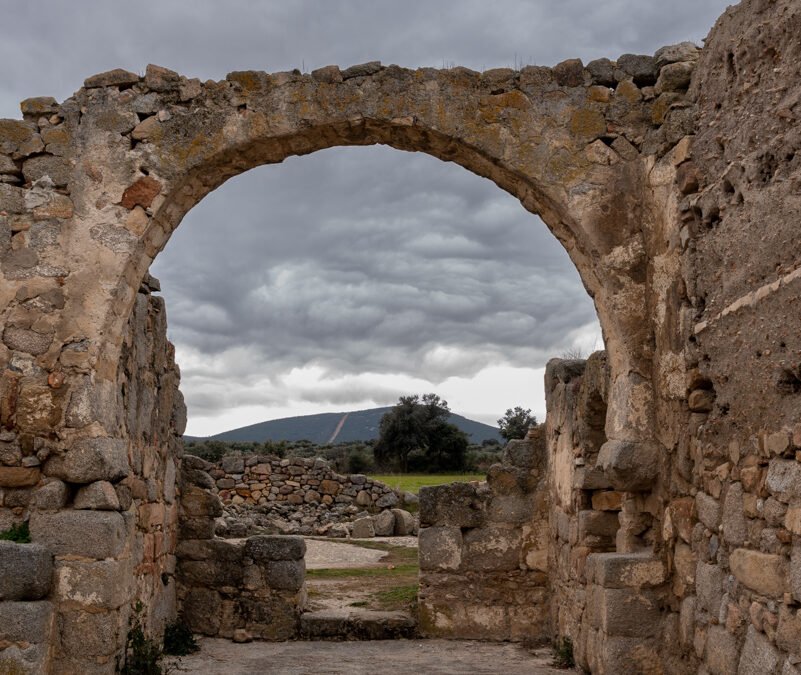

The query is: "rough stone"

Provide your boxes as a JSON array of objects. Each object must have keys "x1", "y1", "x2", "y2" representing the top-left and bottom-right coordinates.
[
  {"x1": 729, "y1": 549, "x2": 787, "y2": 598},
  {"x1": 419, "y1": 526, "x2": 462, "y2": 571},
  {"x1": 738, "y1": 625, "x2": 781, "y2": 675},
  {"x1": 372, "y1": 509, "x2": 395, "y2": 536},
  {"x1": 45, "y1": 438, "x2": 128, "y2": 484},
  {"x1": 616, "y1": 54, "x2": 657, "y2": 85},
  {"x1": 73, "y1": 480, "x2": 121, "y2": 510},
  {"x1": 419, "y1": 482, "x2": 486, "y2": 527},
  {"x1": 0, "y1": 542, "x2": 52, "y2": 600},
  {"x1": 264, "y1": 560, "x2": 304, "y2": 591},
  {"x1": 29, "y1": 510, "x2": 127, "y2": 559},
  {"x1": 706, "y1": 624, "x2": 739, "y2": 675},
  {"x1": 0, "y1": 466, "x2": 40, "y2": 487},
  {"x1": 245, "y1": 535, "x2": 306, "y2": 561},
  {"x1": 84, "y1": 69, "x2": 140, "y2": 88},
  {"x1": 722, "y1": 482, "x2": 747, "y2": 545},
  {"x1": 54, "y1": 558, "x2": 132, "y2": 609},
  {"x1": 32, "y1": 480, "x2": 68, "y2": 510},
  {"x1": 598, "y1": 439, "x2": 659, "y2": 491},
  {"x1": 766, "y1": 460, "x2": 801, "y2": 501},
  {"x1": 0, "y1": 601, "x2": 53, "y2": 643},
  {"x1": 391, "y1": 508, "x2": 415, "y2": 536},
  {"x1": 350, "y1": 516, "x2": 375, "y2": 538}
]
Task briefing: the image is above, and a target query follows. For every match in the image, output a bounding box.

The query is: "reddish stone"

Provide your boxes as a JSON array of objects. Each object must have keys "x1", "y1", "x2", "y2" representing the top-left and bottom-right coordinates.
[
  {"x1": 120, "y1": 176, "x2": 161, "y2": 210},
  {"x1": 0, "y1": 466, "x2": 40, "y2": 487}
]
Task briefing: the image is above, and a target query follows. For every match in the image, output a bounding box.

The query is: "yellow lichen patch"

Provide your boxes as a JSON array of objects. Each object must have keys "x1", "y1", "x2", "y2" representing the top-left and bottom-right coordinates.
[
  {"x1": 569, "y1": 109, "x2": 606, "y2": 140},
  {"x1": 615, "y1": 79, "x2": 642, "y2": 104}
]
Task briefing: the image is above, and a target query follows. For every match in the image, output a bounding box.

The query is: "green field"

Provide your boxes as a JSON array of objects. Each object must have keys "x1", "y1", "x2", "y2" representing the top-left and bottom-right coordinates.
[{"x1": 370, "y1": 473, "x2": 484, "y2": 494}]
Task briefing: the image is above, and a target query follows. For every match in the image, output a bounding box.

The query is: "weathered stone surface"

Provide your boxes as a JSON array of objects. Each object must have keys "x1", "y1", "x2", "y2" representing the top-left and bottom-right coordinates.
[
  {"x1": 73, "y1": 480, "x2": 121, "y2": 510},
  {"x1": 0, "y1": 466, "x2": 40, "y2": 487},
  {"x1": 22, "y1": 155, "x2": 71, "y2": 187},
  {"x1": 737, "y1": 625, "x2": 781, "y2": 675},
  {"x1": 181, "y1": 484, "x2": 223, "y2": 518},
  {"x1": 388, "y1": 509, "x2": 412, "y2": 537},
  {"x1": 654, "y1": 42, "x2": 700, "y2": 69},
  {"x1": 655, "y1": 62, "x2": 694, "y2": 93},
  {"x1": 144, "y1": 63, "x2": 181, "y2": 91},
  {"x1": 29, "y1": 510, "x2": 126, "y2": 559},
  {"x1": 84, "y1": 68, "x2": 140, "y2": 88},
  {"x1": 766, "y1": 460, "x2": 801, "y2": 501},
  {"x1": 0, "y1": 542, "x2": 52, "y2": 600},
  {"x1": 706, "y1": 624, "x2": 739, "y2": 675},
  {"x1": 341, "y1": 61, "x2": 383, "y2": 79},
  {"x1": 722, "y1": 482, "x2": 747, "y2": 545},
  {"x1": 183, "y1": 587, "x2": 222, "y2": 635},
  {"x1": 729, "y1": 549, "x2": 787, "y2": 598},
  {"x1": 0, "y1": 600, "x2": 53, "y2": 642},
  {"x1": 54, "y1": 558, "x2": 132, "y2": 609},
  {"x1": 245, "y1": 535, "x2": 305, "y2": 561},
  {"x1": 462, "y1": 525, "x2": 522, "y2": 572},
  {"x1": 696, "y1": 491, "x2": 721, "y2": 530},
  {"x1": 350, "y1": 516, "x2": 375, "y2": 538},
  {"x1": 372, "y1": 509, "x2": 395, "y2": 536},
  {"x1": 696, "y1": 561, "x2": 724, "y2": 614},
  {"x1": 264, "y1": 560, "x2": 304, "y2": 591},
  {"x1": 598, "y1": 440, "x2": 659, "y2": 491},
  {"x1": 32, "y1": 479, "x2": 68, "y2": 510},
  {"x1": 617, "y1": 54, "x2": 657, "y2": 85},
  {"x1": 553, "y1": 58, "x2": 584, "y2": 87},
  {"x1": 419, "y1": 482, "x2": 486, "y2": 527},
  {"x1": 419, "y1": 526, "x2": 462, "y2": 571},
  {"x1": 45, "y1": 438, "x2": 128, "y2": 484},
  {"x1": 586, "y1": 58, "x2": 616, "y2": 86},
  {"x1": 589, "y1": 552, "x2": 667, "y2": 589},
  {"x1": 375, "y1": 491, "x2": 398, "y2": 508},
  {"x1": 597, "y1": 588, "x2": 660, "y2": 637},
  {"x1": 2, "y1": 326, "x2": 52, "y2": 355},
  {"x1": 58, "y1": 608, "x2": 124, "y2": 657},
  {"x1": 120, "y1": 176, "x2": 161, "y2": 209}
]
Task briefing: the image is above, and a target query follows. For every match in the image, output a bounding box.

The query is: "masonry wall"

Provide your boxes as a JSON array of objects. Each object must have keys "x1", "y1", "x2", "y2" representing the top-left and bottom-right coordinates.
[
  {"x1": 0, "y1": 282, "x2": 184, "y2": 674},
  {"x1": 417, "y1": 429, "x2": 550, "y2": 642}
]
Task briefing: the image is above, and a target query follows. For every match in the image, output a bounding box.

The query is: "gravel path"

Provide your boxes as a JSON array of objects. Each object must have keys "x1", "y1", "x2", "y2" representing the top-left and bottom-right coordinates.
[
  {"x1": 169, "y1": 638, "x2": 566, "y2": 674},
  {"x1": 304, "y1": 536, "x2": 417, "y2": 569}
]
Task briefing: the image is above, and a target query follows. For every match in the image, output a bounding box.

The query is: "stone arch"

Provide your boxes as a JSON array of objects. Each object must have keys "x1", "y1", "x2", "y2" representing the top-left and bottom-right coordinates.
[{"x1": 0, "y1": 52, "x2": 699, "y2": 672}]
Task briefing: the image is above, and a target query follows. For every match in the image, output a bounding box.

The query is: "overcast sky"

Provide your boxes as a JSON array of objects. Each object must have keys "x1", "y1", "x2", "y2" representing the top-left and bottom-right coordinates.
[{"x1": 2, "y1": 1, "x2": 732, "y2": 435}]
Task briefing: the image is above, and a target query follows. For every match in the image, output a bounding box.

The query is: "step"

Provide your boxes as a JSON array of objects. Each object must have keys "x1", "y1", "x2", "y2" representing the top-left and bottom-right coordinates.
[
  {"x1": 300, "y1": 608, "x2": 417, "y2": 640},
  {"x1": 587, "y1": 551, "x2": 666, "y2": 589}
]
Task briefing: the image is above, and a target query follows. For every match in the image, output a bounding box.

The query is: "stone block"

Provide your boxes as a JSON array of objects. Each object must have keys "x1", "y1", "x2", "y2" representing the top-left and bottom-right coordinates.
[
  {"x1": 419, "y1": 482, "x2": 486, "y2": 527},
  {"x1": 32, "y1": 480, "x2": 68, "y2": 510},
  {"x1": 488, "y1": 494, "x2": 533, "y2": 523},
  {"x1": 730, "y1": 548, "x2": 787, "y2": 598},
  {"x1": 792, "y1": 544, "x2": 801, "y2": 603},
  {"x1": 0, "y1": 600, "x2": 53, "y2": 642},
  {"x1": 706, "y1": 624, "x2": 739, "y2": 675},
  {"x1": 696, "y1": 491, "x2": 721, "y2": 530},
  {"x1": 0, "y1": 466, "x2": 40, "y2": 487},
  {"x1": 182, "y1": 587, "x2": 221, "y2": 635},
  {"x1": 0, "y1": 542, "x2": 52, "y2": 600},
  {"x1": 372, "y1": 510, "x2": 395, "y2": 536},
  {"x1": 598, "y1": 635, "x2": 661, "y2": 673},
  {"x1": 74, "y1": 480, "x2": 120, "y2": 510},
  {"x1": 696, "y1": 561, "x2": 724, "y2": 615},
  {"x1": 45, "y1": 438, "x2": 128, "y2": 484},
  {"x1": 617, "y1": 53, "x2": 658, "y2": 85},
  {"x1": 180, "y1": 484, "x2": 223, "y2": 518},
  {"x1": 245, "y1": 535, "x2": 305, "y2": 561},
  {"x1": 418, "y1": 526, "x2": 462, "y2": 571},
  {"x1": 54, "y1": 558, "x2": 132, "y2": 609},
  {"x1": 176, "y1": 538, "x2": 244, "y2": 561},
  {"x1": 179, "y1": 559, "x2": 243, "y2": 587},
  {"x1": 598, "y1": 439, "x2": 659, "y2": 491},
  {"x1": 84, "y1": 68, "x2": 140, "y2": 88},
  {"x1": 591, "y1": 491, "x2": 624, "y2": 511},
  {"x1": 265, "y1": 560, "x2": 305, "y2": 591},
  {"x1": 462, "y1": 525, "x2": 522, "y2": 572},
  {"x1": 654, "y1": 41, "x2": 700, "y2": 68},
  {"x1": 350, "y1": 517, "x2": 375, "y2": 538},
  {"x1": 598, "y1": 587, "x2": 661, "y2": 637},
  {"x1": 766, "y1": 460, "x2": 801, "y2": 501},
  {"x1": 723, "y1": 482, "x2": 747, "y2": 545},
  {"x1": 22, "y1": 155, "x2": 70, "y2": 187},
  {"x1": 30, "y1": 510, "x2": 126, "y2": 559},
  {"x1": 738, "y1": 625, "x2": 781, "y2": 674},
  {"x1": 588, "y1": 552, "x2": 667, "y2": 589},
  {"x1": 391, "y1": 508, "x2": 415, "y2": 536},
  {"x1": 375, "y1": 492, "x2": 398, "y2": 508},
  {"x1": 578, "y1": 510, "x2": 619, "y2": 543},
  {"x1": 221, "y1": 456, "x2": 245, "y2": 474},
  {"x1": 179, "y1": 517, "x2": 215, "y2": 540},
  {"x1": 58, "y1": 608, "x2": 125, "y2": 657},
  {"x1": 776, "y1": 605, "x2": 801, "y2": 655}
]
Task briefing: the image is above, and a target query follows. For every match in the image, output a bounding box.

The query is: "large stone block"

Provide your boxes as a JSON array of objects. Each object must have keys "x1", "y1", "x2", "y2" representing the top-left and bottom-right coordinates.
[
  {"x1": 730, "y1": 548, "x2": 787, "y2": 598},
  {"x1": 722, "y1": 482, "x2": 747, "y2": 545},
  {"x1": 391, "y1": 508, "x2": 415, "y2": 536},
  {"x1": 597, "y1": 635, "x2": 661, "y2": 674},
  {"x1": 0, "y1": 541, "x2": 52, "y2": 600},
  {"x1": 32, "y1": 480, "x2": 68, "y2": 510},
  {"x1": 418, "y1": 526, "x2": 462, "y2": 571},
  {"x1": 264, "y1": 560, "x2": 305, "y2": 591},
  {"x1": 182, "y1": 587, "x2": 221, "y2": 635},
  {"x1": 176, "y1": 538, "x2": 244, "y2": 561},
  {"x1": 30, "y1": 510, "x2": 127, "y2": 559},
  {"x1": 597, "y1": 587, "x2": 661, "y2": 637},
  {"x1": 245, "y1": 535, "x2": 305, "y2": 561},
  {"x1": 0, "y1": 466, "x2": 40, "y2": 487},
  {"x1": 578, "y1": 510, "x2": 619, "y2": 542},
  {"x1": 372, "y1": 509, "x2": 395, "y2": 536},
  {"x1": 588, "y1": 551, "x2": 666, "y2": 589},
  {"x1": 180, "y1": 485, "x2": 223, "y2": 518},
  {"x1": 179, "y1": 517, "x2": 215, "y2": 540},
  {"x1": 696, "y1": 561, "x2": 725, "y2": 614},
  {"x1": 419, "y1": 482, "x2": 486, "y2": 527},
  {"x1": 45, "y1": 438, "x2": 129, "y2": 484},
  {"x1": 58, "y1": 608, "x2": 126, "y2": 657},
  {"x1": 179, "y1": 559, "x2": 243, "y2": 587},
  {"x1": 0, "y1": 600, "x2": 53, "y2": 642},
  {"x1": 738, "y1": 625, "x2": 781, "y2": 674},
  {"x1": 598, "y1": 439, "x2": 660, "y2": 491},
  {"x1": 462, "y1": 525, "x2": 522, "y2": 572},
  {"x1": 350, "y1": 516, "x2": 375, "y2": 538},
  {"x1": 54, "y1": 558, "x2": 132, "y2": 609}
]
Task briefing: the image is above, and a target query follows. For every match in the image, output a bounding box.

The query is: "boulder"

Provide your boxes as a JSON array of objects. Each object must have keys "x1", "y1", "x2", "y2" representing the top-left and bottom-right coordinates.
[{"x1": 372, "y1": 510, "x2": 395, "y2": 537}]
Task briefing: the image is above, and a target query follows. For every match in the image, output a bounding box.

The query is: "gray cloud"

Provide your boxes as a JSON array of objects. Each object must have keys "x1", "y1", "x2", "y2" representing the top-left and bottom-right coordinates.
[{"x1": 1, "y1": 1, "x2": 731, "y2": 430}]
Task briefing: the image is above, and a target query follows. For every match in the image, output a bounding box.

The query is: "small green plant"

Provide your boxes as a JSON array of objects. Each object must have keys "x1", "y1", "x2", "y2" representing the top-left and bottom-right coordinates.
[
  {"x1": 163, "y1": 620, "x2": 198, "y2": 657},
  {"x1": 0, "y1": 521, "x2": 31, "y2": 543},
  {"x1": 552, "y1": 636, "x2": 575, "y2": 669},
  {"x1": 122, "y1": 602, "x2": 162, "y2": 675}
]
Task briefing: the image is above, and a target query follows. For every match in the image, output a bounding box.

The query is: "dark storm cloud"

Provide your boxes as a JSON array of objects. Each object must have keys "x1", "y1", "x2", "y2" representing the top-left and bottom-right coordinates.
[{"x1": 0, "y1": 1, "x2": 732, "y2": 425}]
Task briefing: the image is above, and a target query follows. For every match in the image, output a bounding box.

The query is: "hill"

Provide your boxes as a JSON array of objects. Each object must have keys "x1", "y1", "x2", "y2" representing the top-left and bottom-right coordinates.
[{"x1": 187, "y1": 407, "x2": 502, "y2": 445}]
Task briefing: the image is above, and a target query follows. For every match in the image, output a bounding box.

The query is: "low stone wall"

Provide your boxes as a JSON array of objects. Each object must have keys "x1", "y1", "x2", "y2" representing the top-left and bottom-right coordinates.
[
  {"x1": 207, "y1": 454, "x2": 416, "y2": 538},
  {"x1": 417, "y1": 430, "x2": 550, "y2": 642},
  {"x1": 176, "y1": 456, "x2": 306, "y2": 641}
]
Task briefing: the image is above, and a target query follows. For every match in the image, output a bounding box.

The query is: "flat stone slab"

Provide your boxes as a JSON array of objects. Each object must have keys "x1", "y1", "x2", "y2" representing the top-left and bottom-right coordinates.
[
  {"x1": 167, "y1": 637, "x2": 563, "y2": 674},
  {"x1": 301, "y1": 608, "x2": 416, "y2": 640}
]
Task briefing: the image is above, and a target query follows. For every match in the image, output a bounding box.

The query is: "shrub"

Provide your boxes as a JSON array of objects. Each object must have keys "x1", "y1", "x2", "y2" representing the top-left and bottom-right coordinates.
[
  {"x1": 163, "y1": 620, "x2": 198, "y2": 656},
  {"x1": 552, "y1": 636, "x2": 575, "y2": 669},
  {"x1": 0, "y1": 521, "x2": 31, "y2": 543}
]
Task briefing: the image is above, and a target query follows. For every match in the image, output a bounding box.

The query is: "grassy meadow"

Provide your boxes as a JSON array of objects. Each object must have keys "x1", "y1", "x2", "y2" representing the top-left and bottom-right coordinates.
[{"x1": 370, "y1": 473, "x2": 484, "y2": 494}]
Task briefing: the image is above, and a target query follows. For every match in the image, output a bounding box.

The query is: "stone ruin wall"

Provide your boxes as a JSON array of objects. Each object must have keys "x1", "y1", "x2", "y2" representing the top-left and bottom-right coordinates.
[
  {"x1": 417, "y1": 428, "x2": 550, "y2": 642},
  {"x1": 0, "y1": 279, "x2": 184, "y2": 674},
  {"x1": 207, "y1": 454, "x2": 417, "y2": 538}
]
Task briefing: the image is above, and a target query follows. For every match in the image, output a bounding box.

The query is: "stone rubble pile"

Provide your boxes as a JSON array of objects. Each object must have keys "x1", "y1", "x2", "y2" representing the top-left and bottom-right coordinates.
[{"x1": 190, "y1": 454, "x2": 419, "y2": 538}]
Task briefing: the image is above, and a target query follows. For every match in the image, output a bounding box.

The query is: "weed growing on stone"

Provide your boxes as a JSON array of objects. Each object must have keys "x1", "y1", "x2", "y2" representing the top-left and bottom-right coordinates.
[
  {"x1": 551, "y1": 636, "x2": 575, "y2": 669},
  {"x1": 122, "y1": 603, "x2": 163, "y2": 675},
  {"x1": 163, "y1": 620, "x2": 199, "y2": 657},
  {"x1": 0, "y1": 521, "x2": 30, "y2": 543}
]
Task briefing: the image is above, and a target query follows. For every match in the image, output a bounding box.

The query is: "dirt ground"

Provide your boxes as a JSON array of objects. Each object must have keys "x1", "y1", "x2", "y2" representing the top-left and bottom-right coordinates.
[{"x1": 168, "y1": 638, "x2": 568, "y2": 674}]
